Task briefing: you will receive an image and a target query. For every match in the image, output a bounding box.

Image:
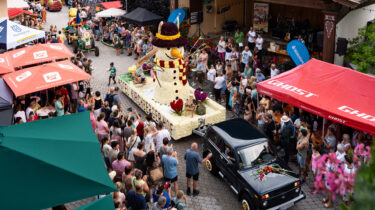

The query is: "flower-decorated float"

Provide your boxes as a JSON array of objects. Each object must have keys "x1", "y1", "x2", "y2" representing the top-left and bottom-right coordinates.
[{"x1": 117, "y1": 20, "x2": 225, "y2": 140}]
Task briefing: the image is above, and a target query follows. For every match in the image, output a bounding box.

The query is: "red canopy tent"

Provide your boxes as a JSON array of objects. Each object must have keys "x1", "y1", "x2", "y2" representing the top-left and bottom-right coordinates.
[
  {"x1": 3, "y1": 60, "x2": 92, "y2": 97},
  {"x1": 258, "y1": 59, "x2": 375, "y2": 135},
  {"x1": 100, "y1": 1, "x2": 122, "y2": 9},
  {"x1": 7, "y1": 43, "x2": 74, "y2": 68},
  {"x1": 8, "y1": 8, "x2": 37, "y2": 19},
  {"x1": 0, "y1": 53, "x2": 14, "y2": 74}
]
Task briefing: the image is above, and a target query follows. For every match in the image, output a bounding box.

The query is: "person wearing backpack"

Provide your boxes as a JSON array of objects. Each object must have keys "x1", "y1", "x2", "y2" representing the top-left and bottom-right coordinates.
[{"x1": 171, "y1": 190, "x2": 188, "y2": 210}]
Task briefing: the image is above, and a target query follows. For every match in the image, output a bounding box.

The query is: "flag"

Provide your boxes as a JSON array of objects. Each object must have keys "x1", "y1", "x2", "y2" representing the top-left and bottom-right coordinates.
[{"x1": 75, "y1": 9, "x2": 81, "y2": 24}]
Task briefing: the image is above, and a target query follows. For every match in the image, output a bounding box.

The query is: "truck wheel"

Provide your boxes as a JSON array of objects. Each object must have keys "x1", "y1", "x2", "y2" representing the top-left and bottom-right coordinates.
[
  {"x1": 205, "y1": 159, "x2": 218, "y2": 175},
  {"x1": 95, "y1": 46, "x2": 99, "y2": 56},
  {"x1": 241, "y1": 195, "x2": 254, "y2": 210}
]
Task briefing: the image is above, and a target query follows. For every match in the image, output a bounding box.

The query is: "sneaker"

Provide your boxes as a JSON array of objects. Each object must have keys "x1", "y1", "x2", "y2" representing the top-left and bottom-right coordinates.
[
  {"x1": 193, "y1": 189, "x2": 199, "y2": 196},
  {"x1": 187, "y1": 187, "x2": 191, "y2": 196}
]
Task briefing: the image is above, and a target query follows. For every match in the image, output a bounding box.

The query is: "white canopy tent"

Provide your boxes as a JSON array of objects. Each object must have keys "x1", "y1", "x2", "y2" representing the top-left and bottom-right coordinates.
[
  {"x1": 96, "y1": 8, "x2": 126, "y2": 18},
  {"x1": 7, "y1": 0, "x2": 29, "y2": 9},
  {"x1": 0, "y1": 18, "x2": 45, "y2": 50}
]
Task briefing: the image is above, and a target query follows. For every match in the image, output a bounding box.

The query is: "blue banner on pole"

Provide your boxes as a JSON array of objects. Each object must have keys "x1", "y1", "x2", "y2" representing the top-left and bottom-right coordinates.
[
  {"x1": 287, "y1": 40, "x2": 310, "y2": 66},
  {"x1": 168, "y1": 9, "x2": 185, "y2": 26}
]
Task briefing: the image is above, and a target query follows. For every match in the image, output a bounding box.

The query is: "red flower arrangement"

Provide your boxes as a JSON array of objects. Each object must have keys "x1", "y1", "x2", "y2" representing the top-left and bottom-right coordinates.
[
  {"x1": 170, "y1": 99, "x2": 184, "y2": 116},
  {"x1": 252, "y1": 164, "x2": 293, "y2": 182},
  {"x1": 311, "y1": 52, "x2": 323, "y2": 60},
  {"x1": 179, "y1": 22, "x2": 191, "y2": 38},
  {"x1": 187, "y1": 36, "x2": 217, "y2": 50}
]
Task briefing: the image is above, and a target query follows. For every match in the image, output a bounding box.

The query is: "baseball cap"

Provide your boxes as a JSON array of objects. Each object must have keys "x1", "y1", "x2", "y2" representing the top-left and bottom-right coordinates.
[{"x1": 114, "y1": 86, "x2": 119, "y2": 91}]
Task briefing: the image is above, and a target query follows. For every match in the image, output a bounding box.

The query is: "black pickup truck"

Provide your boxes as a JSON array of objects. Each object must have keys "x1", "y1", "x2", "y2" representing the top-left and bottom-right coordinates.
[{"x1": 202, "y1": 119, "x2": 305, "y2": 210}]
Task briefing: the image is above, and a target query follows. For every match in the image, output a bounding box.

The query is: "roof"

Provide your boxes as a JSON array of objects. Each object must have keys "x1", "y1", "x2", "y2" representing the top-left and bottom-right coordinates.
[
  {"x1": 212, "y1": 119, "x2": 268, "y2": 150},
  {"x1": 258, "y1": 59, "x2": 375, "y2": 136},
  {"x1": 332, "y1": 0, "x2": 367, "y2": 8},
  {"x1": 8, "y1": 8, "x2": 37, "y2": 19},
  {"x1": 124, "y1": 7, "x2": 163, "y2": 26},
  {"x1": 100, "y1": 1, "x2": 122, "y2": 9}
]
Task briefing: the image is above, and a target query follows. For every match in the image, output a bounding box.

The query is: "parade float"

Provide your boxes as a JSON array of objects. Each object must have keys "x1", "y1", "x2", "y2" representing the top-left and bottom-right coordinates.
[{"x1": 118, "y1": 13, "x2": 225, "y2": 140}]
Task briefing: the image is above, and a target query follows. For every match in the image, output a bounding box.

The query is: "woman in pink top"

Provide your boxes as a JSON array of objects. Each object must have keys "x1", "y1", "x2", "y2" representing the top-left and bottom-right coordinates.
[
  {"x1": 89, "y1": 105, "x2": 96, "y2": 131},
  {"x1": 311, "y1": 144, "x2": 321, "y2": 190},
  {"x1": 96, "y1": 112, "x2": 109, "y2": 141}
]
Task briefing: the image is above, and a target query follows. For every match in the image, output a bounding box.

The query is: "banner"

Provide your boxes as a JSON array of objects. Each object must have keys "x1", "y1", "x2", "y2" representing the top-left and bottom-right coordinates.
[
  {"x1": 287, "y1": 40, "x2": 310, "y2": 66},
  {"x1": 253, "y1": 3, "x2": 269, "y2": 33}
]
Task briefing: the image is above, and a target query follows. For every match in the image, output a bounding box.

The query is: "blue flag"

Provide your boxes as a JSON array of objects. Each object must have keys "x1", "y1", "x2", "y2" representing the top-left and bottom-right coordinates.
[
  {"x1": 75, "y1": 9, "x2": 81, "y2": 24},
  {"x1": 287, "y1": 40, "x2": 310, "y2": 66}
]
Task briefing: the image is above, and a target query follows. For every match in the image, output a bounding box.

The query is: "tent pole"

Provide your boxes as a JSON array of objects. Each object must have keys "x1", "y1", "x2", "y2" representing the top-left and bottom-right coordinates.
[{"x1": 322, "y1": 118, "x2": 326, "y2": 139}]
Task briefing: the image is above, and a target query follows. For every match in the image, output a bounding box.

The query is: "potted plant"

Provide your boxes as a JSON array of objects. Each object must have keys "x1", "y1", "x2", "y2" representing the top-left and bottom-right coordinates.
[{"x1": 194, "y1": 89, "x2": 207, "y2": 115}]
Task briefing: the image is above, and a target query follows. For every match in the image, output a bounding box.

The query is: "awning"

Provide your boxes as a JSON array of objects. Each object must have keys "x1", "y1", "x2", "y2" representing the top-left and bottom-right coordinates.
[
  {"x1": 0, "y1": 78, "x2": 13, "y2": 126},
  {"x1": 96, "y1": 8, "x2": 126, "y2": 18},
  {"x1": 0, "y1": 18, "x2": 45, "y2": 50},
  {"x1": 124, "y1": 7, "x2": 163, "y2": 26},
  {"x1": 75, "y1": 195, "x2": 115, "y2": 210},
  {"x1": 258, "y1": 59, "x2": 375, "y2": 135},
  {"x1": 7, "y1": 43, "x2": 74, "y2": 68},
  {"x1": 0, "y1": 53, "x2": 13, "y2": 74},
  {"x1": 3, "y1": 60, "x2": 92, "y2": 97},
  {"x1": 0, "y1": 112, "x2": 117, "y2": 209},
  {"x1": 100, "y1": 1, "x2": 122, "y2": 9},
  {"x1": 8, "y1": 8, "x2": 37, "y2": 19},
  {"x1": 7, "y1": 0, "x2": 29, "y2": 9}
]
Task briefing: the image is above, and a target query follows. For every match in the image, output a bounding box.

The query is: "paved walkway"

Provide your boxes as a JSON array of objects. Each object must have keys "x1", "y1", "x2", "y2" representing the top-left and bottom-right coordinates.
[{"x1": 44, "y1": 7, "x2": 339, "y2": 210}]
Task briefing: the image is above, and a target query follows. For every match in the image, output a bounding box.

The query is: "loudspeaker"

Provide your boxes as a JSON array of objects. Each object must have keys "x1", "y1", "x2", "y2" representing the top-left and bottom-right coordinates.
[
  {"x1": 182, "y1": 7, "x2": 190, "y2": 19},
  {"x1": 190, "y1": 11, "x2": 203, "y2": 24},
  {"x1": 336, "y1": 37, "x2": 348, "y2": 56}
]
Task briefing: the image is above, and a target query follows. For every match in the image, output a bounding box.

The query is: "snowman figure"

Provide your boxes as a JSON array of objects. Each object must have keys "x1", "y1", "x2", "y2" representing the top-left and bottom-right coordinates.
[{"x1": 152, "y1": 22, "x2": 189, "y2": 105}]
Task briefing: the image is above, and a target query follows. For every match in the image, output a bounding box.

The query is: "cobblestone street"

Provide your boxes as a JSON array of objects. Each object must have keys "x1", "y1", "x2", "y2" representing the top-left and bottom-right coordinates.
[{"x1": 45, "y1": 7, "x2": 339, "y2": 210}]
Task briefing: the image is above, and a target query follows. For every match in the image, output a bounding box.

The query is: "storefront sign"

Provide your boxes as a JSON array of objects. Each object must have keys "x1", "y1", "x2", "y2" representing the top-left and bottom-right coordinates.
[{"x1": 253, "y1": 3, "x2": 269, "y2": 32}]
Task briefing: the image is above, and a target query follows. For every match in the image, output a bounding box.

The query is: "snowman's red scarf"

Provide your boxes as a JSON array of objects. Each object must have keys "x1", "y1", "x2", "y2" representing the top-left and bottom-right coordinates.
[{"x1": 153, "y1": 58, "x2": 187, "y2": 86}]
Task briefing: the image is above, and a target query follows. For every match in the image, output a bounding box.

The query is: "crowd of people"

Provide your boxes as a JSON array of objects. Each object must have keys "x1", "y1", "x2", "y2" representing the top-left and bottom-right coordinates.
[
  {"x1": 9, "y1": 1, "x2": 374, "y2": 209},
  {"x1": 183, "y1": 26, "x2": 374, "y2": 208}
]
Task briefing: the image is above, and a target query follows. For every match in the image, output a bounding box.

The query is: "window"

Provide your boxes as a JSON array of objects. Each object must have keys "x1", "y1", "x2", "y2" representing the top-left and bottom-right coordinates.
[
  {"x1": 238, "y1": 142, "x2": 275, "y2": 168},
  {"x1": 207, "y1": 129, "x2": 224, "y2": 152}
]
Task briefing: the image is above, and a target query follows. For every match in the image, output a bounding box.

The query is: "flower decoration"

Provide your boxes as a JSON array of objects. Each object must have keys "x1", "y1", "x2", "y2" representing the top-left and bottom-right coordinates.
[
  {"x1": 170, "y1": 99, "x2": 184, "y2": 116},
  {"x1": 313, "y1": 143, "x2": 371, "y2": 200},
  {"x1": 251, "y1": 164, "x2": 293, "y2": 183},
  {"x1": 194, "y1": 90, "x2": 207, "y2": 102},
  {"x1": 142, "y1": 63, "x2": 152, "y2": 70}
]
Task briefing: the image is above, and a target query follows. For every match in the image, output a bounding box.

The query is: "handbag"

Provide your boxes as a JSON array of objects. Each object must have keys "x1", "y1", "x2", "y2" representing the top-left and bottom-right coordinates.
[{"x1": 149, "y1": 167, "x2": 163, "y2": 181}]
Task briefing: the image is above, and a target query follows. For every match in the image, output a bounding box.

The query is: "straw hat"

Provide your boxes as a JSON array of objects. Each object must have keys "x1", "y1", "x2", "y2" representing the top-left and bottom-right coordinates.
[
  {"x1": 281, "y1": 115, "x2": 290, "y2": 123},
  {"x1": 83, "y1": 31, "x2": 90, "y2": 40},
  {"x1": 108, "y1": 171, "x2": 116, "y2": 181}
]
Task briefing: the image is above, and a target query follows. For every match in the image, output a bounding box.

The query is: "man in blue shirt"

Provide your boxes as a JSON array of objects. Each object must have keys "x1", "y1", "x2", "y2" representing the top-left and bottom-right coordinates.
[
  {"x1": 162, "y1": 148, "x2": 179, "y2": 196},
  {"x1": 184, "y1": 142, "x2": 212, "y2": 196},
  {"x1": 255, "y1": 68, "x2": 265, "y2": 82},
  {"x1": 126, "y1": 183, "x2": 146, "y2": 210}
]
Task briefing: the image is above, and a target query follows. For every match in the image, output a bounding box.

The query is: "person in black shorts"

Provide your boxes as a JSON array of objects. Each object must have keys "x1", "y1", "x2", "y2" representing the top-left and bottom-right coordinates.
[{"x1": 184, "y1": 142, "x2": 212, "y2": 196}]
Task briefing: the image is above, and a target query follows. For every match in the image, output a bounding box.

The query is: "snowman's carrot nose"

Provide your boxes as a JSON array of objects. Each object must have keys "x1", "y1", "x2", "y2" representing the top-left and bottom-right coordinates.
[{"x1": 171, "y1": 48, "x2": 183, "y2": 59}]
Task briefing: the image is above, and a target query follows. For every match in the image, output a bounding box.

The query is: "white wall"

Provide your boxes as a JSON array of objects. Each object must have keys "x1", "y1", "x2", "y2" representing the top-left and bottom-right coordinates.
[{"x1": 334, "y1": 4, "x2": 375, "y2": 66}]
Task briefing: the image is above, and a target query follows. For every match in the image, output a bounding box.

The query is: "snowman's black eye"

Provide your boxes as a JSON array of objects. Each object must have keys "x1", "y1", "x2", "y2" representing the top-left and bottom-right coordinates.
[{"x1": 167, "y1": 48, "x2": 170, "y2": 50}]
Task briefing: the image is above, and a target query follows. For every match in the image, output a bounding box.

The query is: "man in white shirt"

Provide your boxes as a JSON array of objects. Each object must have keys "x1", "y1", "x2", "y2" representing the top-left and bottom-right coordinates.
[
  {"x1": 255, "y1": 34, "x2": 264, "y2": 64},
  {"x1": 154, "y1": 122, "x2": 171, "y2": 151},
  {"x1": 26, "y1": 99, "x2": 37, "y2": 120},
  {"x1": 213, "y1": 72, "x2": 225, "y2": 102},
  {"x1": 270, "y1": 64, "x2": 280, "y2": 78},
  {"x1": 247, "y1": 27, "x2": 256, "y2": 50},
  {"x1": 240, "y1": 46, "x2": 253, "y2": 72},
  {"x1": 207, "y1": 64, "x2": 216, "y2": 95}
]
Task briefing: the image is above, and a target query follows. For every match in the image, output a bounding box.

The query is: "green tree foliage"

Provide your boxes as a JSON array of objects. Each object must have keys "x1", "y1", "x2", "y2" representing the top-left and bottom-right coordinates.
[
  {"x1": 345, "y1": 23, "x2": 375, "y2": 73},
  {"x1": 341, "y1": 145, "x2": 375, "y2": 210}
]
